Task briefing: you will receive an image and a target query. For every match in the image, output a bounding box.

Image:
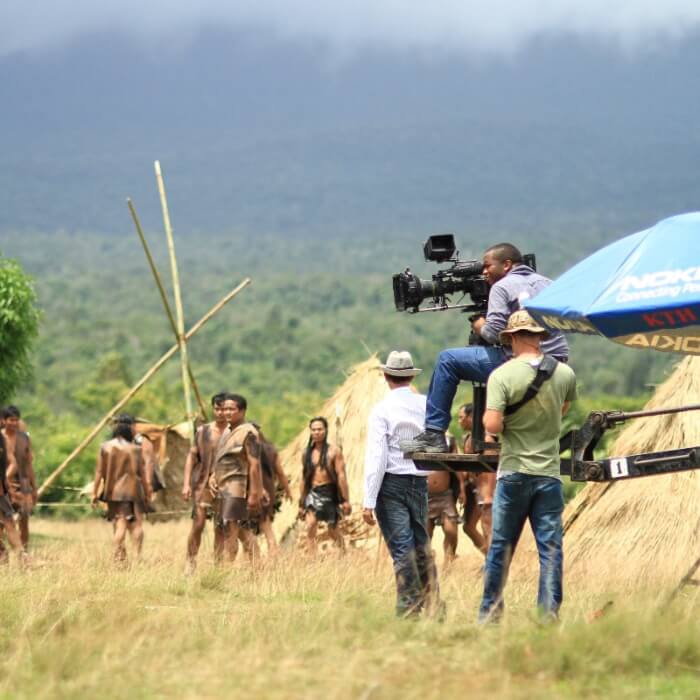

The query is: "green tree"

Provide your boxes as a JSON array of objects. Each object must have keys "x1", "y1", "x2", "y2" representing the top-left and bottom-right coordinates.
[{"x1": 0, "y1": 253, "x2": 41, "y2": 403}]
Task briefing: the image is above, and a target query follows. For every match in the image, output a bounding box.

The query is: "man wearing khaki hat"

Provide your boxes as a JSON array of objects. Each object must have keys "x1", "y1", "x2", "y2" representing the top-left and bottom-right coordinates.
[
  {"x1": 363, "y1": 351, "x2": 440, "y2": 618},
  {"x1": 478, "y1": 310, "x2": 576, "y2": 623}
]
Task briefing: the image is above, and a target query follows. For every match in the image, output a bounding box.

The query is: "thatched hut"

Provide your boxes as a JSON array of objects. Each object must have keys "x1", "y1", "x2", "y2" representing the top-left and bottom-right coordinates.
[
  {"x1": 273, "y1": 356, "x2": 389, "y2": 550},
  {"x1": 560, "y1": 356, "x2": 700, "y2": 592}
]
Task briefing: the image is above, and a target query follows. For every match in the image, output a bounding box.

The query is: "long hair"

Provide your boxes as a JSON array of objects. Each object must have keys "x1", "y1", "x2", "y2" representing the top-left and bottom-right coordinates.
[
  {"x1": 302, "y1": 417, "x2": 332, "y2": 493},
  {"x1": 112, "y1": 413, "x2": 135, "y2": 442}
]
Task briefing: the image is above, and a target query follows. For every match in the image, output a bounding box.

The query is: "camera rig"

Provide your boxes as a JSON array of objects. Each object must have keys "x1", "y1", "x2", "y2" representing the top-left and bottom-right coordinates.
[
  {"x1": 393, "y1": 234, "x2": 488, "y2": 315},
  {"x1": 410, "y1": 404, "x2": 700, "y2": 483},
  {"x1": 394, "y1": 236, "x2": 700, "y2": 483},
  {"x1": 393, "y1": 234, "x2": 535, "y2": 315}
]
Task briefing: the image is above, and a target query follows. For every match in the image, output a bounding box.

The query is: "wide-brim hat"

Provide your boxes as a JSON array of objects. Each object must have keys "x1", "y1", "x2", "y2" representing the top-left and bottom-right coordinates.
[
  {"x1": 499, "y1": 309, "x2": 550, "y2": 345},
  {"x1": 380, "y1": 350, "x2": 422, "y2": 377}
]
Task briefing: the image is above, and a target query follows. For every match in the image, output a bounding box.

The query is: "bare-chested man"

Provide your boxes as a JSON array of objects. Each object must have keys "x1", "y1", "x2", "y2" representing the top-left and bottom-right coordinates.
[
  {"x1": 463, "y1": 401, "x2": 497, "y2": 551},
  {"x1": 209, "y1": 394, "x2": 263, "y2": 564},
  {"x1": 457, "y1": 404, "x2": 487, "y2": 555},
  {"x1": 298, "y1": 417, "x2": 351, "y2": 555},
  {"x1": 182, "y1": 392, "x2": 227, "y2": 573},
  {"x1": 92, "y1": 414, "x2": 153, "y2": 564},
  {"x1": 1, "y1": 406, "x2": 37, "y2": 549},
  {"x1": 426, "y1": 432, "x2": 462, "y2": 565},
  {"x1": 0, "y1": 426, "x2": 26, "y2": 564}
]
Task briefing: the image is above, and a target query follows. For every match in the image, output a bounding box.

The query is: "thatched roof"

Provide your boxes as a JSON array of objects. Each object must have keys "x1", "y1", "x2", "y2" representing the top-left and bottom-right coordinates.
[
  {"x1": 273, "y1": 356, "x2": 389, "y2": 546},
  {"x1": 561, "y1": 356, "x2": 700, "y2": 591}
]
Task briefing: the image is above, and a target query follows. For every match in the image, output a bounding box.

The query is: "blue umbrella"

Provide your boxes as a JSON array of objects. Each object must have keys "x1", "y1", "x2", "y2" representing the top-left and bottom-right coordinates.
[{"x1": 524, "y1": 212, "x2": 700, "y2": 355}]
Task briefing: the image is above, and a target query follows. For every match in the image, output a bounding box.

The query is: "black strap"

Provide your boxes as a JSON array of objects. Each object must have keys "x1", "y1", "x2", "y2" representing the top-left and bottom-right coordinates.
[{"x1": 504, "y1": 355, "x2": 558, "y2": 416}]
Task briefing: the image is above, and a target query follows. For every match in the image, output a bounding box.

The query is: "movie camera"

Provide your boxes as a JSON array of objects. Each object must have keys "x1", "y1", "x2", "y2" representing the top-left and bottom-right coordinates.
[{"x1": 392, "y1": 234, "x2": 537, "y2": 316}]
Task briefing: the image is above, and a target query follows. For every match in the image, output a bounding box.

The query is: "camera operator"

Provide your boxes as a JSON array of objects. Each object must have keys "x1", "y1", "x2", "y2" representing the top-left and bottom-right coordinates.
[{"x1": 401, "y1": 242, "x2": 569, "y2": 453}]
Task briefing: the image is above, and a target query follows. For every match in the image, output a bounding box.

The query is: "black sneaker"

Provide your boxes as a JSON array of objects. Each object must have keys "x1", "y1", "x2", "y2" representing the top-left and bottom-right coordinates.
[{"x1": 400, "y1": 430, "x2": 448, "y2": 454}]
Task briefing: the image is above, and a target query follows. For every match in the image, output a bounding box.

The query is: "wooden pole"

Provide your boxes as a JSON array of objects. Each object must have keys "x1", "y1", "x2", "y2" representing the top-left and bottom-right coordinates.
[
  {"x1": 127, "y1": 197, "x2": 208, "y2": 420},
  {"x1": 37, "y1": 278, "x2": 252, "y2": 497},
  {"x1": 154, "y1": 160, "x2": 194, "y2": 439}
]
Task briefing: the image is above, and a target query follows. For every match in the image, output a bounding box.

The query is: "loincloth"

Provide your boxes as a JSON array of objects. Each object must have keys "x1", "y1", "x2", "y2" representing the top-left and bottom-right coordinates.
[
  {"x1": 304, "y1": 484, "x2": 339, "y2": 527},
  {"x1": 9, "y1": 481, "x2": 34, "y2": 518},
  {"x1": 106, "y1": 500, "x2": 144, "y2": 522},
  {"x1": 213, "y1": 495, "x2": 249, "y2": 529},
  {"x1": 428, "y1": 489, "x2": 459, "y2": 525},
  {"x1": 211, "y1": 473, "x2": 248, "y2": 528},
  {"x1": 0, "y1": 494, "x2": 15, "y2": 519}
]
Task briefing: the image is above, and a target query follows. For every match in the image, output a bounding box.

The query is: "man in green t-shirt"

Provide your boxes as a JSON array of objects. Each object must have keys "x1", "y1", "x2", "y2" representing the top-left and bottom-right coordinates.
[{"x1": 478, "y1": 310, "x2": 576, "y2": 622}]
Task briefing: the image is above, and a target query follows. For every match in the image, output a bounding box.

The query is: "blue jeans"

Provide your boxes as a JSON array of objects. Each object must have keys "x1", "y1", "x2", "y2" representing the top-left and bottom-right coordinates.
[
  {"x1": 425, "y1": 345, "x2": 506, "y2": 431},
  {"x1": 375, "y1": 473, "x2": 438, "y2": 616},
  {"x1": 479, "y1": 473, "x2": 564, "y2": 621}
]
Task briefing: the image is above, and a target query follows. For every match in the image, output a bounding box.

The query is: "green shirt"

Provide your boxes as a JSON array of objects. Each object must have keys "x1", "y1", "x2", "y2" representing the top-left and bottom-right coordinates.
[{"x1": 486, "y1": 356, "x2": 577, "y2": 479}]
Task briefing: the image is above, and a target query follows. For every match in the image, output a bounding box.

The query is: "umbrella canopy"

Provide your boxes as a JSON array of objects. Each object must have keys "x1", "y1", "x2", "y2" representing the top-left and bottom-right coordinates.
[{"x1": 524, "y1": 213, "x2": 700, "y2": 355}]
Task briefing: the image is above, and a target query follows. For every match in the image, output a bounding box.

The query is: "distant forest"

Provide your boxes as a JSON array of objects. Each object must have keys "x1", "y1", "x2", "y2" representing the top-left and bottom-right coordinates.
[{"x1": 2, "y1": 220, "x2": 679, "y2": 505}]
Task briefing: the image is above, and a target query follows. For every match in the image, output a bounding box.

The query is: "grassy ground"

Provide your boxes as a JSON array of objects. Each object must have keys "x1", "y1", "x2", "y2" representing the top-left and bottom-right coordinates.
[{"x1": 1, "y1": 519, "x2": 700, "y2": 700}]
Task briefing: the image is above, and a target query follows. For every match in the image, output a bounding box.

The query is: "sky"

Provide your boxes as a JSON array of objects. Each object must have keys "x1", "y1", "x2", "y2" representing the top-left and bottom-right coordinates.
[{"x1": 3, "y1": 1, "x2": 700, "y2": 59}]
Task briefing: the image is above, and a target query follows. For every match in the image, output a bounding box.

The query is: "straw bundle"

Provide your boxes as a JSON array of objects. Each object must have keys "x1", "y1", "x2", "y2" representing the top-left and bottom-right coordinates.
[
  {"x1": 273, "y1": 356, "x2": 389, "y2": 545},
  {"x1": 135, "y1": 421, "x2": 192, "y2": 520},
  {"x1": 561, "y1": 356, "x2": 700, "y2": 591}
]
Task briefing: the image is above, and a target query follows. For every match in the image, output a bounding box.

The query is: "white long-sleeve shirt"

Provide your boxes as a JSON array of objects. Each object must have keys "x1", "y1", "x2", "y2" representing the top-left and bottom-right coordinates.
[{"x1": 363, "y1": 386, "x2": 427, "y2": 509}]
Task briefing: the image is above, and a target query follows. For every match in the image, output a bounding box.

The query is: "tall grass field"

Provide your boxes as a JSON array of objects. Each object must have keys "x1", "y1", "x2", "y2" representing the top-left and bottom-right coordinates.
[{"x1": 2, "y1": 518, "x2": 699, "y2": 699}]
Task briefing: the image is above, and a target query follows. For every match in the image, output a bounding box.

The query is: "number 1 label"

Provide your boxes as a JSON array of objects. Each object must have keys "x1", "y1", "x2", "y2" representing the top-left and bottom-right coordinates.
[{"x1": 610, "y1": 457, "x2": 629, "y2": 478}]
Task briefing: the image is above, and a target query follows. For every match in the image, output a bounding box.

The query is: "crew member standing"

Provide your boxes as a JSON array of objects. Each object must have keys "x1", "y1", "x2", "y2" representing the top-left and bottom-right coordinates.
[
  {"x1": 363, "y1": 351, "x2": 440, "y2": 618},
  {"x1": 478, "y1": 311, "x2": 576, "y2": 622}
]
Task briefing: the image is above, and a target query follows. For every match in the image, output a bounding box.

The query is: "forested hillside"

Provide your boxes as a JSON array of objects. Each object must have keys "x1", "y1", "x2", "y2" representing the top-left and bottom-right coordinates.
[{"x1": 1, "y1": 223, "x2": 677, "y2": 504}]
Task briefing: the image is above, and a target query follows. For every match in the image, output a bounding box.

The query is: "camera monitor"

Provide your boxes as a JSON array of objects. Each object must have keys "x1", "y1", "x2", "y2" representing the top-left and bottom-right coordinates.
[{"x1": 423, "y1": 234, "x2": 456, "y2": 263}]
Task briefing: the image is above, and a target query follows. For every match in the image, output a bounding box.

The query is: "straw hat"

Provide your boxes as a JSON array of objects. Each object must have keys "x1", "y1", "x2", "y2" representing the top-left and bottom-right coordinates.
[
  {"x1": 380, "y1": 350, "x2": 422, "y2": 377},
  {"x1": 499, "y1": 309, "x2": 550, "y2": 345}
]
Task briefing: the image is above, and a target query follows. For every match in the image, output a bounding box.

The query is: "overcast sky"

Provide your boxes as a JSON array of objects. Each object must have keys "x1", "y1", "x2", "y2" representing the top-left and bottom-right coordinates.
[{"x1": 3, "y1": 1, "x2": 700, "y2": 58}]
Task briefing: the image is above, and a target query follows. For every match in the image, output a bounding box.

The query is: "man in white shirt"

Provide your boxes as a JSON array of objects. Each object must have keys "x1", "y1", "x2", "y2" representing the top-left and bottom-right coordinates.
[{"x1": 363, "y1": 351, "x2": 439, "y2": 618}]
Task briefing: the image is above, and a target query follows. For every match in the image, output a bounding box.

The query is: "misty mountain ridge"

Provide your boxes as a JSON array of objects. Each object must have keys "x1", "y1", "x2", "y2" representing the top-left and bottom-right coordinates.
[{"x1": 1, "y1": 29, "x2": 699, "y2": 244}]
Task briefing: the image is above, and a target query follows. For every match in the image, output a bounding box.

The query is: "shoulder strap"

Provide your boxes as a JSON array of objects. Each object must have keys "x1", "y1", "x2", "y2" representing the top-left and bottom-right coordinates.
[{"x1": 504, "y1": 355, "x2": 558, "y2": 416}]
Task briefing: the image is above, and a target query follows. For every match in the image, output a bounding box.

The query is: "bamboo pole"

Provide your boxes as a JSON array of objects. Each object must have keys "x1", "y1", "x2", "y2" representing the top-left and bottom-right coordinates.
[
  {"x1": 37, "y1": 278, "x2": 252, "y2": 497},
  {"x1": 154, "y1": 160, "x2": 194, "y2": 440},
  {"x1": 127, "y1": 197, "x2": 208, "y2": 419}
]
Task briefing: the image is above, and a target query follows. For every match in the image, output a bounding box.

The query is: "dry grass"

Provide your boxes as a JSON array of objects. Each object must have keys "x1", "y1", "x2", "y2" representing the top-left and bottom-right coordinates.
[
  {"x1": 1, "y1": 517, "x2": 700, "y2": 700},
  {"x1": 562, "y1": 357, "x2": 700, "y2": 591}
]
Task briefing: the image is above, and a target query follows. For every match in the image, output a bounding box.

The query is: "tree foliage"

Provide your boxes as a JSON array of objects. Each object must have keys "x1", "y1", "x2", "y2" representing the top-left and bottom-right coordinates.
[{"x1": 0, "y1": 253, "x2": 40, "y2": 403}]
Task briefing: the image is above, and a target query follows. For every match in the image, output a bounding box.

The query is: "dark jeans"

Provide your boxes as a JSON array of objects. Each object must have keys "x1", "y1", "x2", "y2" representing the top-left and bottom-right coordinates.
[
  {"x1": 425, "y1": 345, "x2": 506, "y2": 431},
  {"x1": 375, "y1": 473, "x2": 438, "y2": 617},
  {"x1": 479, "y1": 473, "x2": 564, "y2": 621}
]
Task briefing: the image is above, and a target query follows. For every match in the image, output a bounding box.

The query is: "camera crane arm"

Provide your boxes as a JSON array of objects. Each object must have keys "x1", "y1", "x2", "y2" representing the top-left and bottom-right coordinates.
[
  {"x1": 410, "y1": 403, "x2": 700, "y2": 483},
  {"x1": 560, "y1": 403, "x2": 700, "y2": 482}
]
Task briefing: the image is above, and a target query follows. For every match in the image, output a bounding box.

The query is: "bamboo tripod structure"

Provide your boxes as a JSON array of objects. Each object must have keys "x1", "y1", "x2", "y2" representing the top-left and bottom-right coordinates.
[
  {"x1": 37, "y1": 279, "x2": 251, "y2": 497},
  {"x1": 127, "y1": 198, "x2": 207, "y2": 419},
  {"x1": 154, "y1": 161, "x2": 195, "y2": 441},
  {"x1": 37, "y1": 160, "x2": 253, "y2": 496}
]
